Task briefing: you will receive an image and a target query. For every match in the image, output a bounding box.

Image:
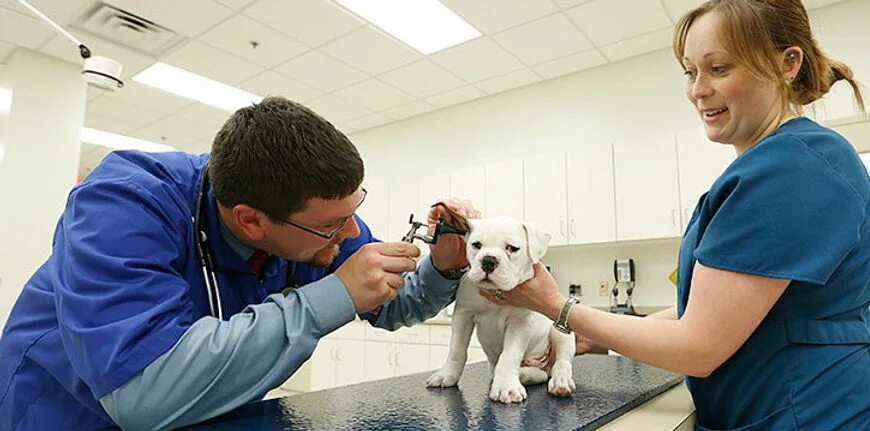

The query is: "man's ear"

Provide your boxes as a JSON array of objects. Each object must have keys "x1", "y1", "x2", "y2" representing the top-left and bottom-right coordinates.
[
  {"x1": 233, "y1": 204, "x2": 267, "y2": 241},
  {"x1": 523, "y1": 222, "x2": 550, "y2": 263}
]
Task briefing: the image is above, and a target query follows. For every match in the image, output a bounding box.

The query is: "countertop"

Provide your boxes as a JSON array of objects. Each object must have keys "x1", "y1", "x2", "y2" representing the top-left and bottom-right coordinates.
[{"x1": 186, "y1": 355, "x2": 692, "y2": 430}]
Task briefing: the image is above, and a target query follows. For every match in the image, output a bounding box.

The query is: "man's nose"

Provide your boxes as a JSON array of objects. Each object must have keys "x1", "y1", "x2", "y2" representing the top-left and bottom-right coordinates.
[{"x1": 481, "y1": 255, "x2": 499, "y2": 274}]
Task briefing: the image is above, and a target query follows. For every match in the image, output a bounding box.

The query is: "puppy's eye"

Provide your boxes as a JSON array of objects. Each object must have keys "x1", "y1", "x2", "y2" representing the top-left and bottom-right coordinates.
[
  {"x1": 506, "y1": 245, "x2": 520, "y2": 253},
  {"x1": 471, "y1": 242, "x2": 482, "y2": 250}
]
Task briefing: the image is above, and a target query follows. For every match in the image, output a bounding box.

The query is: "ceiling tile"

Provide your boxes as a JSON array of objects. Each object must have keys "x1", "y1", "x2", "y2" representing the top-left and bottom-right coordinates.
[
  {"x1": 381, "y1": 100, "x2": 436, "y2": 121},
  {"x1": 305, "y1": 94, "x2": 370, "y2": 123},
  {"x1": 244, "y1": 0, "x2": 364, "y2": 47},
  {"x1": 274, "y1": 50, "x2": 367, "y2": 92},
  {"x1": 344, "y1": 113, "x2": 393, "y2": 132},
  {"x1": 0, "y1": 40, "x2": 14, "y2": 63},
  {"x1": 424, "y1": 85, "x2": 486, "y2": 108},
  {"x1": 431, "y1": 37, "x2": 524, "y2": 83},
  {"x1": 0, "y1": 6, "x2": 53, "y2": 49},
  {"x1": 175, "y1": 103, "x2": 231, "y2": 131},
  {"x1": 1, "y1": 0, "x2": 93, "y2": 24},
  {"x1": 661, "y1": 0, "x2": 704, "y2": 23},
  {"x1": 566, "y1": 0, "x2": 671, "y2": 46},
  {"x1": 200, "y1": 15, "x2": 309, "y2": 68},
  {"x1": 532, "y1": 49, "x2": 607, "y2": 79},
  {"x1": 320, "y1": 26, "x2": 420, "y2": 75},
  {"x1": 553, "y1": 0, "x2": 593, "y2": 9},
  {"x1": 475, "y1": 68, "x2": 542, "y2": 95},
  {"x1": 39, "y1": 32, "x2": 156, "y2": 79},
  {"x1": 83, "y1": 111, "x2": 141, "y2": 135},
  {"x1": 102, "y1": 81, "x2": 190, "y2": 115},
  {"x1": 239, "y1": 71, "x2": 322, "y2": 102},
  {"x1": 440, "y1": 0, "x2": 559, "y2": 34},
  {"x1": 164, "y1": 40, "x2": 263, "y2": 84},
  {"x1": 600, "y1": 28, "x2": 673, "y2": 62},
  {"x1": 105, "y1": 0, "x2": 235, "y2": 37},
  {"x1": 332, "y1": 79, "x2": 415, "y2": 112},
  {"x1": 493, "y1": 13, "x2": 593, "y2": 65},
  {"x1": 87, "y1": 97, "x2": 167, "y2": 130},
  {"x1": 131, "y1": 114, "x2": 216, "y2": 144},
  {"x1": 379, "y1": 59, "x2": 466, "y2": 98},
  {"x1": 214, "y1": 0, "x2": 257, "y2": 10}
]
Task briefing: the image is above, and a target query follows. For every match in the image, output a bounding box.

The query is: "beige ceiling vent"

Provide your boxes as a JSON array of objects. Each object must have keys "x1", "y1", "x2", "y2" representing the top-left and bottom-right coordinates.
[{"x1": 72, "y1": 2, "x2": 182, "y2": 56}]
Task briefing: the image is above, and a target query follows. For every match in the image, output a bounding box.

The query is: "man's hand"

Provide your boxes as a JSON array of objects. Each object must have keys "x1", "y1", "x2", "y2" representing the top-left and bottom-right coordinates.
[
  {"x1": 335, "y1": 242, "x2": 420, "y2": 313},
  {"x1": 428, "y1": 198, "x2": 480, "y2": 272}
]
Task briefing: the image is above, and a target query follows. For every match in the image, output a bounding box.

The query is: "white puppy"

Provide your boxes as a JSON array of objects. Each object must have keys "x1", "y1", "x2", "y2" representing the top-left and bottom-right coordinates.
[{"x1": 426, "y1": 217, "x2": 576, "y2": 403}]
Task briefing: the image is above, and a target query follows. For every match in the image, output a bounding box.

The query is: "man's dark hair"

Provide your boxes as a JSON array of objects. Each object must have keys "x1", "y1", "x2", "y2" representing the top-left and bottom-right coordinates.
[{"x1": 209, "y1": 96, "x2": 364, "y2": 219}]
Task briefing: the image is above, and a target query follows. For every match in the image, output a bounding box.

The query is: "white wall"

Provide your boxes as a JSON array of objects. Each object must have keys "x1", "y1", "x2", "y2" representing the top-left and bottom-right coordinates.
[
  {"x1": 0, "y1": 49, "x2": 85, "y2": 329},
  {"x1": 350, "y1": 0, "x2": 870, "y2": 309}
]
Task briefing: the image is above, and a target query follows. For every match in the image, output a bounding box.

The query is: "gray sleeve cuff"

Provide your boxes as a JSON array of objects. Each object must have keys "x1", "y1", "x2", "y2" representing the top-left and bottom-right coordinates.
[{"x1": 295, "y1": 274, "x2": 357, "y2": 335}]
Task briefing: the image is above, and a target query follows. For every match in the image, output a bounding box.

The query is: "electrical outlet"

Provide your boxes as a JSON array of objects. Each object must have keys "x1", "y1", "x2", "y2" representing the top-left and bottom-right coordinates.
[{"x1": 599, "y1": 281, "x2": 609, "y2": 297}]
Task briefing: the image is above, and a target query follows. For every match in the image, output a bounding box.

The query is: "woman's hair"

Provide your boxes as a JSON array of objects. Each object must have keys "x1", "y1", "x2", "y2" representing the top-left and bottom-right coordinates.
[{"x1": 672, "y1": 0, "x2": 864, "y2": 115}]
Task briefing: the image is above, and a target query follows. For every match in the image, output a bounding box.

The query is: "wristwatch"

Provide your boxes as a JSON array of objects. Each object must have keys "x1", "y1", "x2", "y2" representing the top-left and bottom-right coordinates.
[
  {"x1": 437, "y1": 265, "x2": 469, "y2": 280},
  {"x1": 553, "y1": 295, "x2": 580, "y2": 334}
]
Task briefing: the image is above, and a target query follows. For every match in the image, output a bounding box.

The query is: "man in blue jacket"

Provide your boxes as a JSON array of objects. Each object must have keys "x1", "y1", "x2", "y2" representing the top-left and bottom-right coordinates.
[{"x1": 0, "y1": 97, "x2": 476, "y2": 430}]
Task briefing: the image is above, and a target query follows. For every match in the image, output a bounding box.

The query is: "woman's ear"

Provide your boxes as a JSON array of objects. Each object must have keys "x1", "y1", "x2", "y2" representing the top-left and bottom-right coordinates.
[
  {"x1": 523, "y1": 222, "x2": 551, "y2": 263},
  {"x1": 782, "y1": 46, "x2": 804, "y2": 83}
]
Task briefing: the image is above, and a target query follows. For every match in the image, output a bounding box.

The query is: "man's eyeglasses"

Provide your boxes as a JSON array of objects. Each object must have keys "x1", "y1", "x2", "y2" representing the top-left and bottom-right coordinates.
[{"x1": 277, "y1": 188, "x2": 367, "y2": 240}]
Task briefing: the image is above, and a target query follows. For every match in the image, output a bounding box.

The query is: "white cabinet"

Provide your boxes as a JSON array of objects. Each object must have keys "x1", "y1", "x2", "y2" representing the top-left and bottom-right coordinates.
[
  {"x1": 486, "y1": 158, "x2": 524, "y2": 220},
  {"x1": 387, "y1": 180, "x2": 419, "y2": 241},
  {"x1": 358, "y1": 179, "x2": 389, "y2": 240},
  {"x1": 567, "y1": 146, "x2": 617, "y2": 244},
  {"x1": 363, "y1": 341, "x2": 432, "y2": 381},
  {"x1": 295, "y1": 338, "x2": 366, "y2": 392},
  {"x1": 524, "y1": 152, "x2": 569, "y2": 246},
  {"x1": 675, "y1": 127, "x2": 735, "y2": 227},
  {"x1": 449, "y1": 166, "x2": 487, "y2": 216},
  {"x1": 613, "y1": 133, "x2": 682, "y2": 240}
]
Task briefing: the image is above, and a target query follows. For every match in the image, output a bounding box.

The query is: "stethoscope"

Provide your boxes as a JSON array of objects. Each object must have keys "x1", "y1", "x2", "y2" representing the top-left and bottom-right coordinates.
[{"x1": 193, "y1": 162, "x2": 296, "y2": 320}]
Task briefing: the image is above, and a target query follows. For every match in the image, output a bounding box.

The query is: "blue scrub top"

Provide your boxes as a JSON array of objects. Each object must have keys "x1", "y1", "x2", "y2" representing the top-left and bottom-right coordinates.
[
  {"x1": 0, "y1": 151, "x2": 378, "y2": 430},
  {"x1": 676, "y1": 118, "x2": 870, "y2": 430}
]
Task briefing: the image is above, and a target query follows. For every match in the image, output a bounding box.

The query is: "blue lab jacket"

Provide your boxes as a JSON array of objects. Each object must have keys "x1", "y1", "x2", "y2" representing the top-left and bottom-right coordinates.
[{"x1": 0, "y1": 151, "x2": 457, "y2": 430}]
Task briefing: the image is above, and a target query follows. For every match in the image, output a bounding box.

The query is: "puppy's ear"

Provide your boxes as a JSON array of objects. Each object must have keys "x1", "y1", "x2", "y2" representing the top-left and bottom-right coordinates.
[
  {"x1": 523, "y1": 223, "x2": 550, "y2": 263},
  {"x1": 465, "y1": 219, "x2": 476, "y2": 241}
]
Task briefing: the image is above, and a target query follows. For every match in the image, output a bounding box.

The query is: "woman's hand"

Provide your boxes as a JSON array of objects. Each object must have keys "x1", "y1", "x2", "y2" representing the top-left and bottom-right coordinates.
[{"x1": 479, "y1": 262, "x2": 566, "y2": 320}]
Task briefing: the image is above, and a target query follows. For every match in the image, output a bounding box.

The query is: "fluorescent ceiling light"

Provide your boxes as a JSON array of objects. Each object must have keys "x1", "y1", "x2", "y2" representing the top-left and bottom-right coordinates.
[
  {"x1": 0, "y1": 87, "x2": 12, "y2": 116},
  {"x1": 336, "y1": 0, "x2": 481, "y2": 55},
  {"x1": 80, "y1": 127, "x2": 174, "y2": 152},
  {"x1": 132, "y1": 62, "x2": 262, "y2": 112}
]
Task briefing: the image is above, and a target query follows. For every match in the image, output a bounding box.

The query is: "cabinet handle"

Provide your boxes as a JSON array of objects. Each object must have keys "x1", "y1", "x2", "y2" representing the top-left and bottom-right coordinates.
[
  {"x1": 394, "y1": 351, "x2": 400, "y2": 367},
  {"x1": 671, "y1": 209, "x2": 677, "y2": 228},
  {"x1": 387, "y1": 350, "x2": 394, "y2": 366},
  {"x1": 570, "y1": 218, "x2": 576, "y2": 236},
  {"x1": 335, "y1": 346, "x2": 341, "y2": 362},
  {"x1": 559, "y1": 220, "x2": 565, "y2": 238},
  {"x1": 330, "y1": 346, "x2": 337, "y2": 361},
  {"x1": 683, "y1": 208, "x2": 690, "y2": 224}
]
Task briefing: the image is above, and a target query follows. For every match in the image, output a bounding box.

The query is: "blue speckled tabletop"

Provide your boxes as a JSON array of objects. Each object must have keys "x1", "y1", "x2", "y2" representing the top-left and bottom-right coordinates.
[{"x1": 186, "y1": 355, "x2": 684, "y2": 431}]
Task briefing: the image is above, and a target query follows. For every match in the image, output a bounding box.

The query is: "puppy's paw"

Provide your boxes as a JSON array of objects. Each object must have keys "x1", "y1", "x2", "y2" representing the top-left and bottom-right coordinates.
[
  {"x1": 426, "y1": 370, "x2": 461, "y2": 388},
  {"x1": 547, "y1": 367, "x2": 575, "y2": 397},
  {"x1": 489, "y1": 380, "x2": 527, "y2": 403}
]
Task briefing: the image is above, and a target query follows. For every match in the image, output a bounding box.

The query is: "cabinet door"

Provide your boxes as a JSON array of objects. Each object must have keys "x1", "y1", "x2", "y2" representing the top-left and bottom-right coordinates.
[
  {"x1": 309, "y1": 339, "x2": 337, "y2": 391},
  {"x1": 429, "y1": 345, "x2": 449, "y2": 370},
  {"x1": 524, "y1": 152, "x2": 568, "y2": 246},
  {"x1": 357, "y1": 178, "x2": 389, "y2": 240},
  {"x1": 676, "y1": 127, "x2": 735, "y2": 228},
  {"x1": 334, "y1": 340, "x2": 366, "y2": 386},
  {"x1": 486, "y1": 158, "x2": 524, "y2": 220},
  {"x1": 613, "y1": 133, "x2": 682, "y2": 240},
  {"x1": 394, "y1": 343, "x2": 431, "y2": 376},
  {"x1": 364, "y1": 341, "x2": 395, "y2": 382},
  {"x1": 567, "y1": 146, "x2": 617, "y2": 244},
  {"x1": 387, "y1": 180, "x2": 419, "y2": 242},
  {"x1": 450, "y1": 166, "x2": 487, "y2": 216}
]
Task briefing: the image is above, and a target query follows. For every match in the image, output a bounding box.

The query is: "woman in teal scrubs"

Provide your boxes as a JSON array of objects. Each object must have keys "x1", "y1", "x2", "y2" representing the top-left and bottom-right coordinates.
[{"x1": 487, "y1": 1, "x2": 869, "y2": 429}]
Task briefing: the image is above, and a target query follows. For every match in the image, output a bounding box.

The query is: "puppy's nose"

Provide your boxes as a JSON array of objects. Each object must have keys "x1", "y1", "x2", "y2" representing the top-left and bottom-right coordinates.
[{"x1": 481, "y1": 255, "x2": 499, "y2": 274}]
